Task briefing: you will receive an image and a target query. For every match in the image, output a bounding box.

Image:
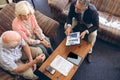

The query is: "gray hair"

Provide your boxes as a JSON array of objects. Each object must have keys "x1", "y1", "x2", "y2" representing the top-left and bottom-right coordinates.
[{"x1": 77, "y1": 0, "x2": 90, "y2": 7}]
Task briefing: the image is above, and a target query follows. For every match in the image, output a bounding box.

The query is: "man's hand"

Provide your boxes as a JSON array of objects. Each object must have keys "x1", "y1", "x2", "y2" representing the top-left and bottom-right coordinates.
[
  {"x1": 35, "y1": 54, "x2": 46, "y2": 63},
  {"x1": 80, "y1": 30, "x2": 87, "y2": 39},
  {"x1": 65, "y1": 27, "x2": 72, "y2": 36},
  {"x1": 40, "y1": 39, "x2": 51, "y2": 48}
]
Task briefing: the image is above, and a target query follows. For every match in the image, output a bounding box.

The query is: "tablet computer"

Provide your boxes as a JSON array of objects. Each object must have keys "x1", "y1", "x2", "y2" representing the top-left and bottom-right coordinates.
[
  {"x1": 67, "y1": 52, "x2": 82, "y2": 66},
  {"x1": 66, "y1": 32, "x2": 80, "y2": 46}
]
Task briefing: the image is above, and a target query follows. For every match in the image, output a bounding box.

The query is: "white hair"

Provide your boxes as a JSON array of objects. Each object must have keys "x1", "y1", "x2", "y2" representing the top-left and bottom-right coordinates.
[
  {"x1": 1, "y1": 31, "x2": 21, "y2": 48},
  {"x1": 15, "y1": 1, "x2": 34, "y2": 18},
  {"x1": 77, "y1": 0, "x2": 90, "y2": 7}
]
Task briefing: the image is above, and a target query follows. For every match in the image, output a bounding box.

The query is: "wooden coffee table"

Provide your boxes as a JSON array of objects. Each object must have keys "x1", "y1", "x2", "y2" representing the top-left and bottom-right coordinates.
[{"x1": 39, "y1": 38, "x2": 91, "y2": 80}]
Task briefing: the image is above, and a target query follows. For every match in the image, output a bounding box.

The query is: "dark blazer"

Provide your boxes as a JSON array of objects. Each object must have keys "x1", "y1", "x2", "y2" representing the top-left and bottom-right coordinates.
[{"x1": 67, "y1": 2, "x2": 99, "y2": 33}]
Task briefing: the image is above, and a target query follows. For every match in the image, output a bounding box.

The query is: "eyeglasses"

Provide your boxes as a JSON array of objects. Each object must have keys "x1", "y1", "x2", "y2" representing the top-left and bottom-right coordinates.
[
  {"x1": 75, "y1": 6, "x2": 81, "y2": 11},
  {"x1": 19, "y1": 13, "x2": 31, "y2": 17},
  {"x1": 75, "y1": 3, "x2": 86, "y2": 12}
]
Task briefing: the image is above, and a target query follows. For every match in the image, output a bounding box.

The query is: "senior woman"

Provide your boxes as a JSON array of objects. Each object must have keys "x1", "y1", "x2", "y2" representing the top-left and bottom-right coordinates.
[{"x1": 12, "y1": 1, "x2": 53, "y2": 58}]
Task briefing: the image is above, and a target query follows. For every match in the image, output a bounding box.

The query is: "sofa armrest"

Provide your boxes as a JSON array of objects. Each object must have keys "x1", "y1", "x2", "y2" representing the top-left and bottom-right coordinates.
[
  {"x1": 49, "y1": 0, "x2": 69, "y2": 11},
  {"x1": 0, "y1": 3, "x2": 15, "y2": 35},
  {"x1": 35, "y1": 11, "x2": 59, "y2": 41}
]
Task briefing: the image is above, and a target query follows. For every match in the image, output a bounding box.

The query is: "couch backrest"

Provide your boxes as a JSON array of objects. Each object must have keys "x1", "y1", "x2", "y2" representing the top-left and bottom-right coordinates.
[
  {"x1": 0, "y1": 3, "x2": 15, "y2": 35},
  {"x1": 91, "y1": 0, "x2": 120, "y2": 17},
  {"x1": 34, "y1": 11, "x2": 59, "y2": 41}
]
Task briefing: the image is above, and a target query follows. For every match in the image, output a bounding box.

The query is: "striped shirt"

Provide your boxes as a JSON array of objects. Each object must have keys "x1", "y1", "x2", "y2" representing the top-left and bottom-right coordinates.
[{"x1": 0, "y1": 39, "x2": 25, "y2": 71}]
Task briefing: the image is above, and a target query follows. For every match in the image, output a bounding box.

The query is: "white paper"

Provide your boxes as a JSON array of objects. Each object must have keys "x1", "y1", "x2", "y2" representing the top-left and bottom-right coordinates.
[
  {"x1": 66, "y1": 32, "x2": 80, "y2": 46},
  {"x1": 50, "y1": 55, "x2": 74, "y2": 76}
]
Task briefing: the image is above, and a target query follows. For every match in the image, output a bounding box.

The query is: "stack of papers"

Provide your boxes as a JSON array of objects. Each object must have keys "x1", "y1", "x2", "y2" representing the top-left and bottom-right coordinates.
[{"x1": 50, "y1": 55, "x2": 73, "y2": 76}]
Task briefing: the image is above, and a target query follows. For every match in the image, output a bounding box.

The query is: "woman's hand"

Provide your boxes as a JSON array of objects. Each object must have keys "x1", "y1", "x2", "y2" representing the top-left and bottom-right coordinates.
[{"x1": 40, "y1": 39, "x2": 51, "y2": 48}]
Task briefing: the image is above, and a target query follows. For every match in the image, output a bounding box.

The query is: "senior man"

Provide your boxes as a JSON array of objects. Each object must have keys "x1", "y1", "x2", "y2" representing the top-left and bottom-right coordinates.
[{"x1": 0, "y1": 31, "x2": 45, "y2": 79}]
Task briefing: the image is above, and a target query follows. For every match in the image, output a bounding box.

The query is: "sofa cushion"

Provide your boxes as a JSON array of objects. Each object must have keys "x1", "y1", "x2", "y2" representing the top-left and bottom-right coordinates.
[
  {"x1": 0, "y1": 69, "x2": 16, "y2": 80},
  {"x1": 0, "y1": 3, "x2": 15, "y2": 34},
  {"x1": 98, "y1": 11, "x2": 120, "y2": 39},
  {"x1": 98, "y1": 11, "x2": 120, "y2": 46}
]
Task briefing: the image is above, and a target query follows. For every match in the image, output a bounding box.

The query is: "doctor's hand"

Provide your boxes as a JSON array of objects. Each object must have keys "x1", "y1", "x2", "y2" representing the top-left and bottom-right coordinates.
[
  {"x1": 80, "y1": 30, "x2": 87, "y2": 39},
  {"x1": 65, "y1": 27, "x2": 72, "y2": 36}
]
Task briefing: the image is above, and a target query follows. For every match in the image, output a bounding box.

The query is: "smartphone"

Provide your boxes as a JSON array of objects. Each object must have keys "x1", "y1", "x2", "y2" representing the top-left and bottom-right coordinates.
[
  {"x1": 68, "y1": 52, "x2": 78, "y2": 59},
  {"x1": 45, "y1": 66, "x2": 55, "y2": 74},
  {"x1": 67, "y1": 52, "x2": 82, "y2": 65}
]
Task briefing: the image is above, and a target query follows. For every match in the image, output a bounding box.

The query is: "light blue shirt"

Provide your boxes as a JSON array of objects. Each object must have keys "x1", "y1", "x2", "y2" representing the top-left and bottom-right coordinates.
[{"x1": 0, "y1": 38, "x2": 25, "y2": 71}]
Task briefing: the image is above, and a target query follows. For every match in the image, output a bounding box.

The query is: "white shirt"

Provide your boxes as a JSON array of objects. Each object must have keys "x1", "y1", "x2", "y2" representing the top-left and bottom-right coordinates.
[{"x1": 0, "y1": 38, "x2": 25, "y2": 71}]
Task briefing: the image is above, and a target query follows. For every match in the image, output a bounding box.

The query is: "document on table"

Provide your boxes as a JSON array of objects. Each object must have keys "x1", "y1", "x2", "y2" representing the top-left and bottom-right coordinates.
[{"x1": 50, "y1": 55, "x2": 74, "y2": 76}]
